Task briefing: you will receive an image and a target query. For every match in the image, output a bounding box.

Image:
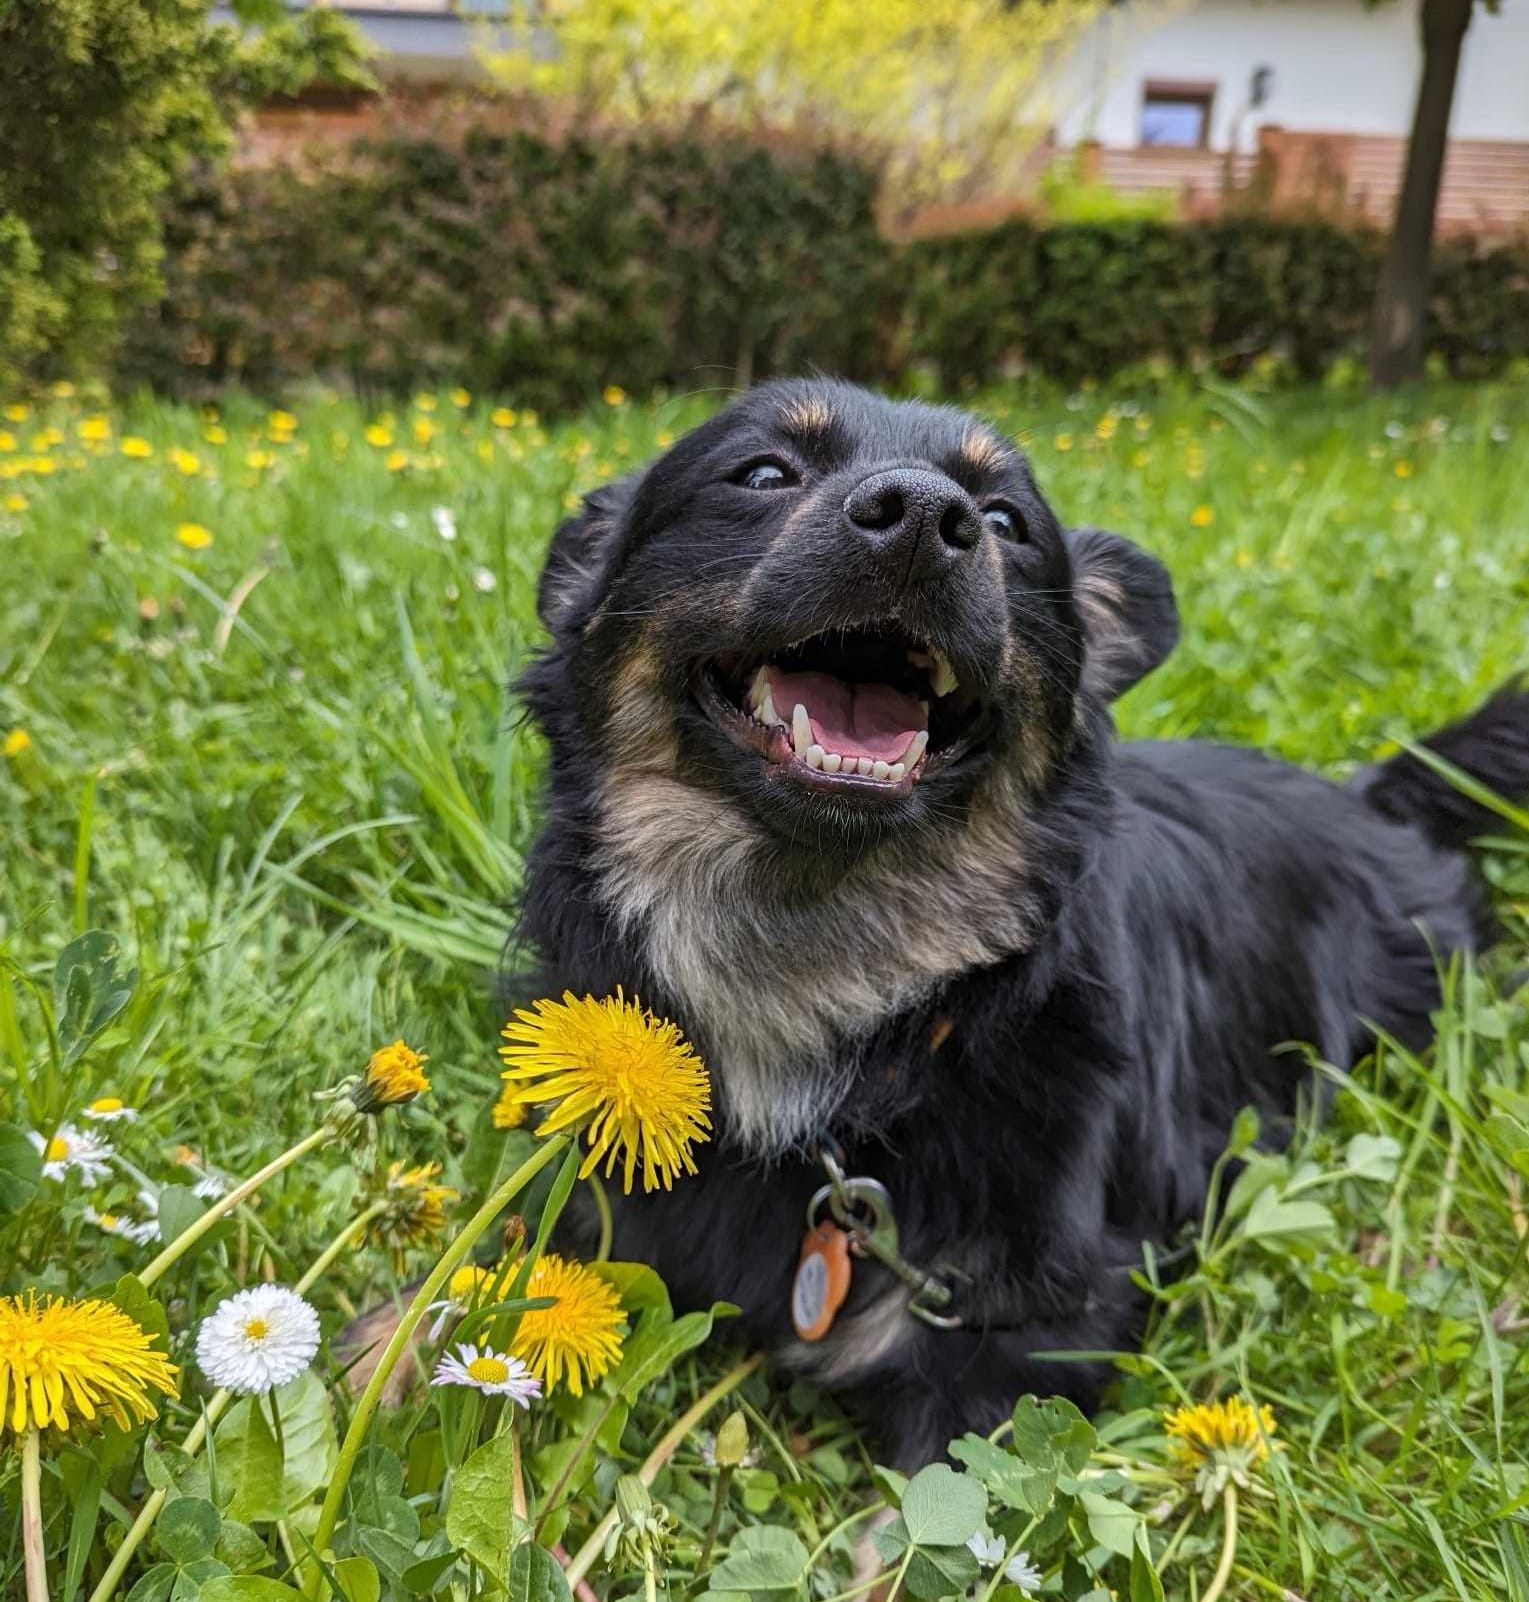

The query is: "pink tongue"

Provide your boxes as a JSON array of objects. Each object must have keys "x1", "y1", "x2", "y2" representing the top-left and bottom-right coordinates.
[{"x1": 768, "y1": 668, "x2": 924, "y2": 763}]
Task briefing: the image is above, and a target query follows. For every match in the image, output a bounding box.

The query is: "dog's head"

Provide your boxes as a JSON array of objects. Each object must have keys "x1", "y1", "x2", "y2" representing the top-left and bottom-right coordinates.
[
  {"x1": 524, "y1": 379, "x2": 1177, "y2": 1150},
  {"x1": 535, "y1": 379, "x2": 1176, "y2": 854}
]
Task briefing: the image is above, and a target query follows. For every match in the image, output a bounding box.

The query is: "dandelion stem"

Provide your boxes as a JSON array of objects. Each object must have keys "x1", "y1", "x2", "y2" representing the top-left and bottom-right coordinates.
[
  {"x1": 307, "y1": 1133, "x2": 573, "y2": 1590},
  {"x1": 20, "y1": 1428, "x2": 48, "y2": 1602},
  {"x1": 565, "y1": 1353, "x2": 764, "y2": 1587},
  {"x1": 87, "y1": 1200, "x2": 388, "y2": 1602},
  {"x1": 140, "y1": 1124, "x2": 333, "y2": 1289},
  {"x1": 1200, "y1": 1484, "x2": 1239, "y2": 1602},
  {"x1": 590, "y1": 1173, "x2": 614, "y2": 1262}
]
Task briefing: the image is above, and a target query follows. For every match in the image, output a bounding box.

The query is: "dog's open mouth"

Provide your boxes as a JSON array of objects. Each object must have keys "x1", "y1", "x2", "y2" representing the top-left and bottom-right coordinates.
[{"x1": 697, "y1": 624, "x2": 987, "y2": 793}]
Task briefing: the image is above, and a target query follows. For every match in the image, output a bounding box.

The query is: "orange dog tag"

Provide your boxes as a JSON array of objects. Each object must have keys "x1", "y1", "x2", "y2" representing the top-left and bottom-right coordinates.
[{"x1": 792, "y1": 1221, "x2": 852, "y2": 1341}]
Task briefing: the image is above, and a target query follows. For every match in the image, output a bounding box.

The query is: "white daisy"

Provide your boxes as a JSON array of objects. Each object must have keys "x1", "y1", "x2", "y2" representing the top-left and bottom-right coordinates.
[
  {"x1": 966, "y1": 1530, "x2": 1006, "y2": 1568},
  {"x1": 30, "y1": 1124, "x2": 113, "y2": 1184},
  {"x1": 83, "y1": 1205, "x2": 159, "y2": 1245},
  {"x1": 470, "y1": 565, "x2": 496, "y2": 593},
  {"x1": 431, "y1": 1343, "x2": 540, "y2": 1407},
  {"x1": 431, "y1": 505, "x2": 457, "y2": 542},
  {"x1": 196, "y1": 1285, "x2": 321, "y2": 1394},
  {"x1": 189, "y1": 1170, "x2": 229, "y2": 1200},
  {"x1": 1004, "y1": 1551, "x2": 1043, "y2": 1596},
  {"x1": 82, "y1": 1096, "x2": 138, "y2": 1123}
]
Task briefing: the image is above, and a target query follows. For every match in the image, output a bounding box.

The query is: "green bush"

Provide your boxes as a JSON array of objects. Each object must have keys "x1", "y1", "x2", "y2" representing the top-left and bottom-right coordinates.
[
  {"x1": 120, "y1": 127, "x2": 896, "y2": 408},
  {"x1": 0, "y1": 0, "x2": 368, "y2": 394},
  {"x1": 119, "y1": 119, "x2": 1529, "y2": 407}
]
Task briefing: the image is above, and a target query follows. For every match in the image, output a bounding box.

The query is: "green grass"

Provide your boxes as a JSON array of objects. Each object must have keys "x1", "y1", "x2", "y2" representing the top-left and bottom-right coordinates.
[{"x1": 1, "y1": 376, "x2": 1528, "y2": 1601}]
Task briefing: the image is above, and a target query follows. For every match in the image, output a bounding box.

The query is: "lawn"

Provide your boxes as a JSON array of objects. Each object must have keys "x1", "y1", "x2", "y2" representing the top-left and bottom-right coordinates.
[{"x1": 2, "y1": 376, "x2": 1528, "y2": 1601}]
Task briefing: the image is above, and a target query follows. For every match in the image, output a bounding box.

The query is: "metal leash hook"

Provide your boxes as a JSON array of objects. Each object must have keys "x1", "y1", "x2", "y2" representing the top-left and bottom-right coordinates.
[{"x1": 808, "y1": 1145, "x2": 964, "y2": 1329}]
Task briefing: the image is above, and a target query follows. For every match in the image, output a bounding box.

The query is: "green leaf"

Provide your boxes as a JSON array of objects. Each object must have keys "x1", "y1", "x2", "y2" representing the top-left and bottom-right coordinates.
[
  {"x1": 1080, "y1": 1492, "x2": 1138, "y2": 1559},
  {"x1": 218, "y1": 1393, "x2": 285, "y2": 1523},
  {"x1": 0, "y1": 1121, "x2": 41, "y2": 1212},
  {"x1": 589, "y1": 1260, "x2": 674, "y2": 1314},
  {"x1": 906, "y1": 1542, "x2": 981, "y2": 1600},
  {"x1": 155, "y1": 1496, "x2": 221, "y2": 1564},
  {"x1": 900, "y1": 1465, "x2": 986, "y2": 1548},
  {"x1": 507, "y1": 1541, "x2": 575, "y2": 1602},
  {"x1": 613, "y1": 1302, "x2": 735, "y2": 1401},
  {"x1": 710, "y1": 1525, "x2": 812, "y2": 1591},
  {"x1": 125, "y1": 1563, "x2": 177, "y2": 1602},
  {"x1": 53, "y1": 929, "x2": 137, "y2": 1066},
  {"x1": 1242, "y1": 1187, "x2": 1337, "y2": 1241},
  {"x1": 1344, "y1": 1132, "x2": 1402, "y2": 1182},
  {"x1": 332, "y1": 1555, "x2": 383, "y2": 1602},
  {"x1": 198, "y1": 1581, "x2": 306, "y2": 1601},
  {"x1": 156, "y1": 1185, "x2": 210, "y2": 1246},
  {"x1": 108, "y1": 1274, "x2": 171, "y2": 1352},
  {"x1": 446, "y1": 1432, "x2": 517, "y2": 1573},
  {"x1": 1129, "y1": 1524, "x2": 1165, "y2": 1602},
  {"x1": 60, "y1": 1449, "x2": 104, "y2": 1602}
]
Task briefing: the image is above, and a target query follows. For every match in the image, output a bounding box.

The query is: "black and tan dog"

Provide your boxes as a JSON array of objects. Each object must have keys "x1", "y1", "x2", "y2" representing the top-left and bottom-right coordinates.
[{"x1": 513, "y1": 378, "x2": 1529, "y2": 1465}]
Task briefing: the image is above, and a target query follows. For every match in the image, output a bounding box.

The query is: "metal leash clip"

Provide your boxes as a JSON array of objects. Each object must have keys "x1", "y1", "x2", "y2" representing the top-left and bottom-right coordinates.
[{"x1": 809, "y1": 1145, "x2": 964, "y2": 1329}]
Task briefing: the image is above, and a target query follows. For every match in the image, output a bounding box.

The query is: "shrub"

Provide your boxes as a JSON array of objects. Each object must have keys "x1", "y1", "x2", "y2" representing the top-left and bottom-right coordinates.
[{"x1": 120, "y1": 127, "x2": 897, "y2": 408}]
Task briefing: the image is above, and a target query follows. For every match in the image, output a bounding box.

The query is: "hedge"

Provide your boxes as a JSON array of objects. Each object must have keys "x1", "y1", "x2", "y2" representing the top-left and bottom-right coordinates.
[{"x1": 116, "y1": 123, "x2": 1529, "y2": 407}]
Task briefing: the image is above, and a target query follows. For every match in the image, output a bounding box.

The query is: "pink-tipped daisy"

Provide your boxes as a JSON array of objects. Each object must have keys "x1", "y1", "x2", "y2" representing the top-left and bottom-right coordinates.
[{"x1": 431, "y1": 1342, "x2": 541, "y2": 1407}]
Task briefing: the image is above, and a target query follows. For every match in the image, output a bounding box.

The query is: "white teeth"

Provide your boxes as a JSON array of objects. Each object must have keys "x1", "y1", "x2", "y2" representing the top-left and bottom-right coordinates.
[
  {"x1": 901, "y1": 729, "x2": 929, "y2": 769},
  {"x1": 930, "y1": 652, "x2": 958, "y2": 699},
  {"x1": 759, "y1": 683, "x2": 780, "y2": 726},
  {"x1": 823, "y1": 752, "x2": 842, "y2": 772},
  {"x1": 888, "y1": 762, "x2": 905, "y2": 782},
  {"x1": 872, "y1": 760, "x2": 891, "y2": 780},
  {"x1": 856, "y1": 756, "x2": 874, "y2": 776},
  {"x1": 806, "y1": 743, "x2": 825, "y2": 770},
  {"x1": 748, "y1": 665, "x2": 768, "y2": 711},
  {"x1": 792, "y1": 703, "x2": 812, "y2": 756}
]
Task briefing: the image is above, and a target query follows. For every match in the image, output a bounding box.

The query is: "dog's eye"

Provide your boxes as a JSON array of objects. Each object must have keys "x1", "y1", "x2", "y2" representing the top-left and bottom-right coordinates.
[
  {"x1": 736, "y1": 458, "x2": 797, "y2": 490},
  {"x1": 982, "y1": 503, "x2": 1027, "y2": 542}
]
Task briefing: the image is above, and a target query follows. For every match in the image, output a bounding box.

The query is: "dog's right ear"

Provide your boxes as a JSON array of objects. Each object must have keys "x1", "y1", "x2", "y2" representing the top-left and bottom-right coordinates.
[
  {"x1": 1064, "y1": 526, "x2": 1179, "y2": 701},
  {"x1": 537, "y1": 477, "x2": 639, "y2": 634}
]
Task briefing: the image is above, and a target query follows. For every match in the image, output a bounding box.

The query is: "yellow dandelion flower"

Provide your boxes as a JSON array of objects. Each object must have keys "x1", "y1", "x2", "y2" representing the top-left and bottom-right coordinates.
[
  {"x1": 511, "y1": 1253, "x2": 625, "y2": 1396},
  {"x1": 384, "y1": 449, "x2": 409, "y2": 472},
  {"x1": 120, "y1": 437, "x2": 153, "y2": 459},
  {"x1": 0, "y1": 430, "x2": 14, "y2": 451},
  {"x1": 353, "y1": 1038, "x2": 430, "y2": 1113},
  {"x1": 499, "y1": 990, "x2": 711, "y2": 1193},
  {"x1": 4, "y1": 729, "x2": 32, "y2": 757},
  {"x1": 364, "y1": 423, "x2": 393, "y2": 449},
  {"x1": 245, "y1": 449, "x2": 272, "y2": 470},
  {"x1": 1054, "y1": 433, "x2": 1073, "y2": 452},
  {"x1": 50, "y1": 381, "x2": 75, "y2": 400},
  {"x1": 491, "y1": 407, "x2": 517, "y2": 429},
  {"x1": 1190, "y1": 505, "x2": 1215, "y2": 528},
  {"x1": 268, "y1": 410, "x2": 298, "y2": 433},
  {"x1": 1164, "y1": 1396, "x2": 1278, "y2": 1509},
  {"x1": 370, "y1": 1161, "x2": 457, "y2": 1251},
  {"x1": 1394, "y1": 460, "x2": 1414, "y2": 479},
  {"x1": 450, "y1": 388, "x2": 471, "y2": 408},
  {"x1": 491, "y1": 1082, "x2": 527, "y2": 1130},
  {"x1": 0, "y1": 1292, "x2": 178, "y2": 1438},
  {"x1": 79, "y1": 415, "x2": 111, "y2": 443},
  {"x1": 412, "y1": 417, "x2": 436, "y2": 445},
  {"x1": 3, "y1": 492, "x2": 26, "y2": 513},
  {"x1": 168, "y1": 446, "x2": 200, "y2": 476},
  {"x1": 414, "y1": 392, "x2": 437, "y2": 412},
  {"x1": 27, "y1": 455, "x2": 55, "y2": 475},
  {"x1": 204, "y1": 425, "x2": 228, "y2": 445},
  {"x1": 175, "y1": 523, "x2": 213, "y2": 550},
  {"x1": 656, "y1": 429, "x2": 674, "y2": 448},
  {"x1": 4, "y1": 404, "x2": 29, "y2": 423}
]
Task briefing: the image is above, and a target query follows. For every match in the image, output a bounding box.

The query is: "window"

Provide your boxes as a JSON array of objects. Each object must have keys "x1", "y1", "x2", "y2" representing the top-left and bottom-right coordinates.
[{"x1": 1140, "y1": 81, "x2": 1216, "y2": 148}]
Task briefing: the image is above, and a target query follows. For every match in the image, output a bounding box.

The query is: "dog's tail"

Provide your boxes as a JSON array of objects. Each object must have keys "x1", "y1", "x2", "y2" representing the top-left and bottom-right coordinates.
[{"x1": 1355, "y1": 679, "x2": 1529, "y2": 851}]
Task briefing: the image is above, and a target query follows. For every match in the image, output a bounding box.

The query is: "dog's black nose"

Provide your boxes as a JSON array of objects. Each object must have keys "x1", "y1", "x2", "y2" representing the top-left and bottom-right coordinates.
[{"x1": 844, "y1": 469, "x2": 982, "y2": 581}]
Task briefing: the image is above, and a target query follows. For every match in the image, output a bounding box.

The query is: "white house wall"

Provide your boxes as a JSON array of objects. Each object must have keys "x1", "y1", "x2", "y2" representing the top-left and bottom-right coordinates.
[{"x1": 1051, "y1": 0, "x2": 1529, "y2": 153}]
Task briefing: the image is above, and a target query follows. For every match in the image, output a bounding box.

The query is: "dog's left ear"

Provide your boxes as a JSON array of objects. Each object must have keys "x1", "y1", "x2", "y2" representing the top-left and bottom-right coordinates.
[{"x1": 1064, "y1": 527, "x2": 1179, "y2": 701}]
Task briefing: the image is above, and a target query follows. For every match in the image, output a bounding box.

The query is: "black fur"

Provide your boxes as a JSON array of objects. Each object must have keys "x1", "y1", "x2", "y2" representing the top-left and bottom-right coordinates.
[{"x1": 512, "y1": 379, "x2": 1529, "y2": 1466}]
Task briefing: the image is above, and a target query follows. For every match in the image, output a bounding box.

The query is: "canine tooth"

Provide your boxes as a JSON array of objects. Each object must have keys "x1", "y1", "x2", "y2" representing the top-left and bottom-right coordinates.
[
  {"x1": 823, "y1": 752, "x2": 842, "y2": 772},
  {"x1": 872, "y1": 760, "x2": 891, "y2": 780},
  {"x1": 806, "y1": 743, "x2": 825, "y2": 769},
  {"x1": 931, "y1": 652, "x2": 958, "y2": 698},
  {"x1": 856, "y1": 756, "x2": 874, "y2": 776},
  {"x1": 901, "y1": 729, "x2": 929, "y2": 768},
  {"x1": 759, "y1": 684, "x2": 779, "y2": 726},
  {"x1": 792, "y1": 703, "x2": 812, "y2": 756},
  {"x1": 889, "y1": 762, "x2": 905, "y2": 781},
  {"x1": 748, "y1": 665, "x2": 769, "y2": 710}
]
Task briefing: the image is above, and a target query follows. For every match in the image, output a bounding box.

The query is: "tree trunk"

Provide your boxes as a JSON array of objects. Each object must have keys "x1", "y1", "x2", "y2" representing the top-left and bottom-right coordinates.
[{"x1": 1367, "y1": 0, "x2": 1474, "y2": 388}]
